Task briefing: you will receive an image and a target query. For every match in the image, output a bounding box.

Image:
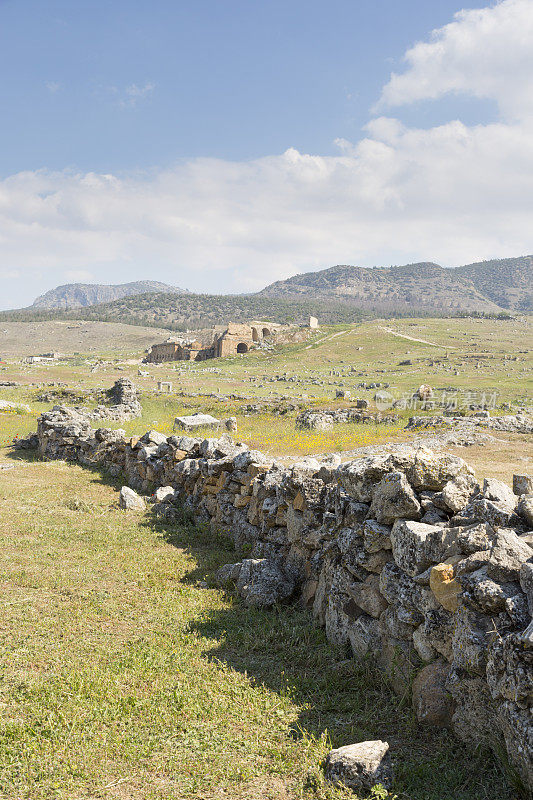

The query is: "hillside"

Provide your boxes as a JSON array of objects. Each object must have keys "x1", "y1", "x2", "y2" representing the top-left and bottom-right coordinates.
[
  {"x1": 4, "y1": 255, "x2": 530, "y2": 330},
  {"x1": 259, "y1": 257, "x2": 533, "y2": 314},
  {"x1": 39, "y1": 292, "x2": 367, "y2": 328},
  {"x1": 457, "y1": 255, "x2": 533, "y2": 312},
  {"x1": 32, "y1": 280, "x2": 189, "y2": 310}
]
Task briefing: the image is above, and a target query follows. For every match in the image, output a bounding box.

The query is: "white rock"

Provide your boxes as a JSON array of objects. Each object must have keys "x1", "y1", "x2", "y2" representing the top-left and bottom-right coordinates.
[
  {"x1": 119, "y1": 486, "x2": 146, "y2": 511},
  {"x1": 324, "y1": 740, "x2": 392, "y2": 791}
]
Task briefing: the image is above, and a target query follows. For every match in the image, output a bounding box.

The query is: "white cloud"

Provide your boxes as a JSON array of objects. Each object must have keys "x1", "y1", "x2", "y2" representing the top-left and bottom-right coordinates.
[
  {"x1": 45, "y1": 81, "x2": 61, "y2": 94},
  {"x1": 377, "y1": 0, "x2": 533, "y2": 122},
  {"x1": 1, "y1": 1, "x2": 532, "y2": 307}
]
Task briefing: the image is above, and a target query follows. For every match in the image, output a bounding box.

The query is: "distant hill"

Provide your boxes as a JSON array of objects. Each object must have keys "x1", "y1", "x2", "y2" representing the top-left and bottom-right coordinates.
[
  {"x1": 259, "y1": 257, "x2": 533, "y2": 314},
  {"x1": 457, "y1": 256, "x2": 533, "y2": 313},
  {"x1": 32, "y1": 280, "x2": 189, "y2": 310},
  {"x1": 3, "y1": 255, "x2": 530, "y2": 330}
]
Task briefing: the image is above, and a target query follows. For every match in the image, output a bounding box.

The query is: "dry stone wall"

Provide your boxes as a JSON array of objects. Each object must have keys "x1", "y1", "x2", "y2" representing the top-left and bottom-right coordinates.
[{"x1": 33, "y1": 406, "x2": 533, "y2": 792}]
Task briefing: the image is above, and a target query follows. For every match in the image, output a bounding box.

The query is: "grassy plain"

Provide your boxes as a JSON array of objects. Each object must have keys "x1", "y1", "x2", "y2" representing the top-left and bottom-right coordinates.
[
  {"x1": 0, "y1": 316, "x2": 531, "y2": 798},
  {"x1": 0, "y1": 452, "x2": 516, "y2": 800},
  {"x1": 1, "y1": 315, "x2": 531, "y2": 470}
]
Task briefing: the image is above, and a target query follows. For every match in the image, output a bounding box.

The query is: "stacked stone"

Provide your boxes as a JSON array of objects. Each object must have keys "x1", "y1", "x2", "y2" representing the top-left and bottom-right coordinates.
[
  {"x1": 296, "y1": 407, "x2": 394, "y2": 430},
  {"x1": 33, "y1": 405, "x2": 533, "y2": 792},
  {"x1": 407, "y1": 413, "x2": 533, "y2": 435},
  {"x1": 86, "y1": 377, "x2": 142, "y2": 421}
]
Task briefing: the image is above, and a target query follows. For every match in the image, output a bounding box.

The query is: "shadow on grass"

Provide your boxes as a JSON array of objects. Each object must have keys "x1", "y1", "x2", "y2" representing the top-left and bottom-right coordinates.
[
  {"x1": 143, "y1": 511, "x2": 515, "y2": 800},
  {"x1": 6, "y1": 447, "x2": 517, "y2": 800}
]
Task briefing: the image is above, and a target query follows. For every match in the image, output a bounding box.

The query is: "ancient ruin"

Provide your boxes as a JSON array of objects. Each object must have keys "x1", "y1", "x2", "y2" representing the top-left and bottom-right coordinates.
[
  {"x1": 145, "y1": 321, "x2": 286, "y2": 363},
  {"x1": 27, "y1": 408, "x2": 533, "y2": 794}
]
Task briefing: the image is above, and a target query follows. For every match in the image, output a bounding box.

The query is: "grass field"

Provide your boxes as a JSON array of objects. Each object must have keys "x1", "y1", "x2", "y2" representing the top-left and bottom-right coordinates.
[
  {"x1": 1, "y1": 316, "x2": 532, "y2": 468},
  {"x1": 0, "y1": 450, "x2": 516, "y2": 800},
  {"x1": 0, "y1": 316, "x2": 531, "y2": 798}
]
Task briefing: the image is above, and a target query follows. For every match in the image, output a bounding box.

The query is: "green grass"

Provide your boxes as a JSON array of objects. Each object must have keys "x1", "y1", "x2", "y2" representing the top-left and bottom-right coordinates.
[{"x1": 0, "y1": 451, "x2": 514, "y2": 800}]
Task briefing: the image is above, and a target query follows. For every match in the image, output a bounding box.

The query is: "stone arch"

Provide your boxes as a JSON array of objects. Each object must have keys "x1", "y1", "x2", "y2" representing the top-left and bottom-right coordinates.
[
  {"x1": 262, "y1": 327, "x2": 271, "y2": 338},
  {"x1": 251, "y1": 327, "x2": 260, "y2": 342},
  {"x1": 236, "y1": 342, "x2": 249, "y2": 354}
]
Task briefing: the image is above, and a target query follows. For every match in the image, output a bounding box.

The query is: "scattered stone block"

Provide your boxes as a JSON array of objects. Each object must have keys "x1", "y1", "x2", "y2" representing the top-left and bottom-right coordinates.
[
  {"x1": 324, "y1": 740, "x2": 392, "y2": 791},
  {"x1": 173, "y1": 413, "x2": 221, "y2": 432}
]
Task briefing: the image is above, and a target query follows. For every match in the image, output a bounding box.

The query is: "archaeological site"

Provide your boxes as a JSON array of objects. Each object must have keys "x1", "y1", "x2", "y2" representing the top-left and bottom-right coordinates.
[{"x1": 2, "y1": 3, "x2": 533, "y2": 795}]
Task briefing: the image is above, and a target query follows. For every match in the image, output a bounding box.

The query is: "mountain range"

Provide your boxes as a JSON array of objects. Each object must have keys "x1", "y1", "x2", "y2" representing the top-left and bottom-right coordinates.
[
  {"x1": 32, "y1": 280, "x2": 189, "y2": 310},
  {"x1": 5, "y1": 255, "x2": 530, "y2": 328},
  {"x1": 259, "y1": 256, "x2": 533, "y2": 314}
]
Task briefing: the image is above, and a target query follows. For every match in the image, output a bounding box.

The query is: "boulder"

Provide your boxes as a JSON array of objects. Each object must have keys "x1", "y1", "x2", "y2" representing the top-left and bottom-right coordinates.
[
  {"x1": 324, "y1": 740, "x2": 392, "y2": 791},
  {"x1": 119, "y1": 486, "x2": 146, "y2": 511},
  {"x1": 153, "y1": 485, "x2": 174, "y2": 503}
]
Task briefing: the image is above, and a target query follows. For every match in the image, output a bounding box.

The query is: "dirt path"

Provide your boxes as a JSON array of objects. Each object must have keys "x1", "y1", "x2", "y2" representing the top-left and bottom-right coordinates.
[
  {"x1": 378, "y1": 326, "x2": 456, "y2": 349},
  {"x1": 304, "y1": 328, "x2": 352, "y2": 349}
]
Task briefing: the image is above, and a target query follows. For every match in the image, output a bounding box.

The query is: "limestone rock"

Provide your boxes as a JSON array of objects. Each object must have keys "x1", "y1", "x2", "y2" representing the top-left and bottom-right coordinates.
[
  {"x1": 324, "y1": 740, "x2": 392, "y2": 791},
  {"x1": 517, "y1": 494, "x2": 533, "y2": 527},
  {"x1": 391, "y1": 519, "x2": 453, "y2": 577},
  {"x1": 405, "y1": 448, "x2": 474, "y2": 491},
  {"x1": 173, "y1": 413, "x2": 221, "y2": 432},
  {"x1": 430, "y1": 560, "x2": 461, "y2": 612},
  {"x1": 483, "y1": 477, "x2": 518, "y2": 508},
  {"x1": 487, "y1": 529, "x2": 532, "y2": 582},
  {"x1": 119, "y1": 486, "x2": 146, "y2": 511},
  {"x1": 153, "y1": 485, "x2": 174, "y2": 503},
  {"x1": 412, "y1": 660, "x2": 455, "y2": 727},
  {"x1": 348, "y1": 614, "x2": 382, "y2": 658},
  {"x1": 234, "y1": 558, "x2": 295, "y2": 608},
  {"x1": 369, "y1": 471, "x2": 421, "y2": 524},
  {"x1": 346, "y1": 574, "x2": 388, "y2": 619},
  {"x1": 519, "y1": 562, "x2": 533, "y2": 615},
  {"x1": 363, "y1": 519, "x2": 392, "y2": 553},
  {"x1": 412, "y1": 623, "x2": 436, "y2": 661},
  {"x1": 437, "y1": 475, "x2": 477, "y2": 514},
  {"x1": 513, "y1": 474, "x2": 533, "y2": 496},
  {"x1": 455, "y1": 522, "x2": 494, "y2": 555}
]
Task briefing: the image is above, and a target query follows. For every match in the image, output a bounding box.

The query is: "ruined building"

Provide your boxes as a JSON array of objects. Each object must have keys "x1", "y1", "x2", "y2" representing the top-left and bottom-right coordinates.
[{"x1": 145, "y1": 322, "x2": 282, "y2": 363}]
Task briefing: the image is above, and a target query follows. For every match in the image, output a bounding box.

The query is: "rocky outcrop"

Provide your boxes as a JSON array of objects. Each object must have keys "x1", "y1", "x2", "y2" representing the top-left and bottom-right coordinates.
[
  {"x1": 31, "y1": 409, "x2": 533, "y2": 793},
  {"x1": 32, "y1": 280, "x2": 188, "y2": 310}
]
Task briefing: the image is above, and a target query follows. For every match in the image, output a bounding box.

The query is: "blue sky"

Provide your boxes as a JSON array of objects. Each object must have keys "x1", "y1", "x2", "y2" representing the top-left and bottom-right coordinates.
[
  {"x1": 0, "y1": 0, "x2": 485, "y2": 174},
  {"x1": 0, "y1": 0, "x2": 532, "y2": 308}
]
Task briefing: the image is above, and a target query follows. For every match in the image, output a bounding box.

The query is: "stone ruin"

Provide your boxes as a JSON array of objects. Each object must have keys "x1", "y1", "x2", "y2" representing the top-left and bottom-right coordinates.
[
  {"x1": 21, "y1": 407, "x2": 533, "y2": 793},
  {"x1": 36, "y1": 378, "x2": 143, "y2": 423},
  {"x1": 146, "y1": 321, "x2": 287, "y2": 363},
  {"x1": 296, "y1": 406, "x2": 396, "y2": 431},
  {"x1": 84, "y1": 377, "x2": 142, "y2": 422},
  {"x1": 407, "y1": 412, "x2": 533, "y2": 436}
]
